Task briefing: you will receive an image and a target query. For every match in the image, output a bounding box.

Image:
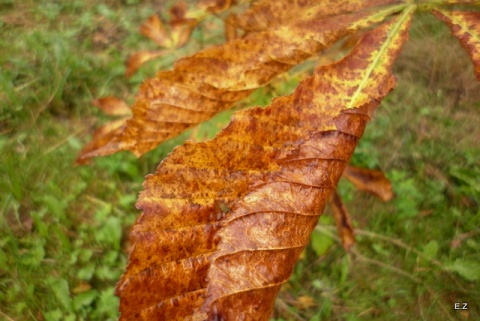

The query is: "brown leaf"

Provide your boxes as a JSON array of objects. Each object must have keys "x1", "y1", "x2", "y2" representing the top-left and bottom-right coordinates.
[
  {"x1": 330, "y1": 192, "x2": 356, "y2": 251},
  {"x1": 170, "y1": 18, "x2": 198, "y2": 48},
  {"x1": 432, "y1": 9, "x2": 480, "y2": 80},
  {"x1": 228, "y1": 0, "x2": 400, "y2": 33},
  {"x1": 198, "y1": 0, "x2": 234, "y2": 14},
  {"x1": 92, "y1": 97, "x2": 131, "y2": 117},
  {"x1": 116, "y1": 10, "x2": 413, "y2": 320},
  {"x1": 224, "y1": 14, "x2": 239, "y2": 41},
  {"x1": 166, "y1": 2, "x2": 200, "y2": 48},
  {"x1": 76, "y1": 119, "x2": 126, "y2": 165},
  {"x1": 295, "y1": 295, "x2": 316, "y2": 310},
  {"x1": 169, "y1": 1, "x2": 189, "y2": 24},
  {"x1": 72, "y1": 282, "x2": 92, "y2": 294},
  {"x1": 139, "y1": 14, "x2": 172, "y2": 47},
  {"x1": 125, "y1": 50, "x2": 168, "y2": 78},
  {"x1": 77, "y1": 3, "x2": 403, "y2": 162},
  {"x1": 342, "y1": 165, "x2": 394, "y2": 201}
]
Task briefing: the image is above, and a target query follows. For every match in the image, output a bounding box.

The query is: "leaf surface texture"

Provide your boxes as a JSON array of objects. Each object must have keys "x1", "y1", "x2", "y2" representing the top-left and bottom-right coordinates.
[
  {"x1": 77, "y1": 2, "x2": 405, "y2": 162},
  {"x1": 116, "y1": 10, "x2": 413, "y2": 321}
]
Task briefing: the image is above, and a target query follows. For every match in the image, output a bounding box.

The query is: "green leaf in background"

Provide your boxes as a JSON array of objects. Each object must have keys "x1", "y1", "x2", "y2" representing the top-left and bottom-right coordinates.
[
  {"x1": 46, "y1": 277, "x2": 72, "y2": 310},
  {"x1": 423, "y1": 240, "x2": 439, "y2": 260},
  {"x1": 90, "y1": 288, "x2": 119, "y2": 318},
  {"x1": 449, "y1": 167, "x2": 480, "y2": 193},
  {"x1": 78, "y1": 263, "x2": 96, "y2": 281},
  {"x1": 73, "y1": 290, "x2": 98, "y2": 311},
  {"x1": 44, "y1": 309, "x2": 62, "y2": 321},
  {"x1": 95, "y1": 216, "x2": 122, "y2": 250},
  {"x1": 446, "y1": 259, "x2": 480, "y2": 281},
  {"x1": 19, "y1": 240, "x2": 45, "y2": 267},
  {"x1": 311, "y1": 229, "x2": 335, "y2": 257},
  {"x1": 390, "y1": 170, "x2": 422, "y2": 218}
]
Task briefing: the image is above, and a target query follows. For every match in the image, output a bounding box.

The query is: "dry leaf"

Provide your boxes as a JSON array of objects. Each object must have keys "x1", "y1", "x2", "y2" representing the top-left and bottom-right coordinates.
[
  {"x1": 296, "y1": 295, "x2": 316, "y2": 310},
  {"x1": 343, "y1": 165, "x2": 394, "y2": 201},
  {"x1": 331, "y1": 192, "x2": 356, "y2": 251},
  {"x1": 125, "y1": 50, "x2": 168, "y2": 78},
  {"x1": 115, "y1": 11, "x2": 413, "y2": 320},
  {"x1": 77, "y1": 3, "x2": 403, "y2": 162},
  {"x1": 139, "y1": 14, "x2": 172, "y2": 47},
  {"x1": 72, "y1": 282, "x2": 92, "y2": 294},
  {"x1": 227, "y1": 0, "x2": 399, "y2": 33},
  {"x1": 92, "y1": 97, "x2": 131, "y2": 117},
  {"x1": 198, "y1": 0, "x2": 234, "y2": 14}
]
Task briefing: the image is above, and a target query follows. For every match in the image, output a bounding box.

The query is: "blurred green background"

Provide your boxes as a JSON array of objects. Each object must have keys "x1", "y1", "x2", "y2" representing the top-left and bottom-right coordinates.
[{"x1": 1, "y1": 1, "x2": 479, "y2": 321}]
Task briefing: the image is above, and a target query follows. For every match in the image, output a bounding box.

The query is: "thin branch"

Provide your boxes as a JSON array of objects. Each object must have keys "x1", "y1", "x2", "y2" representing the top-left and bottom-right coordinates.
[
  {"x1": 0, "y1": 310, "x2": 16, "y2": 321},
  {"x1": 274, "y1": 297, "x2": 307, "y2": 321}
]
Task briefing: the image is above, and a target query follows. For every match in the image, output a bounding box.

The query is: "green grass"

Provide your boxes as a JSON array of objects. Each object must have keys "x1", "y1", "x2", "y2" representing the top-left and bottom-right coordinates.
[{"x1": 0, "y1": 2, "x2": 479, "y2": 321}]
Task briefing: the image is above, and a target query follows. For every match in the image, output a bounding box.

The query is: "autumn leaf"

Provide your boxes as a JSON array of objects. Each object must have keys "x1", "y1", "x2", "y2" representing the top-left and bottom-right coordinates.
[
  {"x1": 227, "y1": 0, "x2": 400, "y2": 34},
  {"x1": 139, "y1": 14, "x2": 172, "y2": 48},
  {"x1": 77, "y1": 2, "x2": 405, "y2": 162},
  {"x1": 115, "y1": 9, "x2": 413, "y2": 320},
  {"x1": 92, "y1": 97, "x2": 131, "y2": 117},
  {"x1": 198, "y1": 0, "x2": 234, "y2": 14},
  {"x1": 167, "y1": 2, "x2": 199, "y2": 48},
  {"x1": 127, "y1": 1, "x2": 235, "y2": 77},
  {"x1": 76, "y1": 97, "x2": 131, "y2": 165},
  {"x1": 432, "y1": 9, "x2": 480, "y2": 80},
  {"x1": 330, "y1": 191, "x2": 356, "y2": 251},
  {"x1": 343, "y1": 165, "x2": 394, "y2": 201},
  {"x1": 330, "y1": 164, "x2": 394, "y2": 250},
  {"x1": 125, "y1": 50, "x2": 169, "y2": 78}
]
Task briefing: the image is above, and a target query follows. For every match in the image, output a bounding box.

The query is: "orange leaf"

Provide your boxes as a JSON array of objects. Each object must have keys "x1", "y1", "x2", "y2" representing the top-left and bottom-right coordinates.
[
  {"x1": 77, "y1": 3, "x2": 403, "y2": 162},
  {"x1": 169, "y1": 1, "x2": 189, "y2": 25},
  {"x1": 432, "y1": 9, "x2": 480, "y2": 80},
  {"x1": 228, "y1": 0, "x2": 400, "y2": 33},
  {"x1": 125, "y1": 50, "x2": 168, "y2": 78},
  {"x1": 170, "y1": 18, "x2": 198, "y2": 48},
  {"x1": 76, "y1": 119, "x2": 126, "y2": 165},
  {"x1": 330, "y1": 192, "x2": 356, "y2": 251},
  {"x1": 296, "y1": 295, "x2": 317, "y2": 310},
  {"x1": 343, "y1": 165, "x2": 394, "y2": 201},
  {"x1": 92, "y1": 97, "x2": 131, "y2": 117},
  {"x1": 198, "y1": 0, "x2": 234, "y2": 14},
  {"x1": 116, "y1": 11, "x2": 413, "y2": 320},
  {"x1": 139, "y1": 14, "x2": 172, "y2": 47}
]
